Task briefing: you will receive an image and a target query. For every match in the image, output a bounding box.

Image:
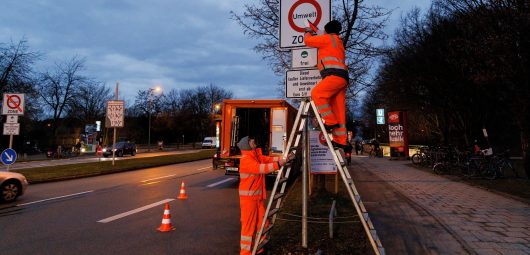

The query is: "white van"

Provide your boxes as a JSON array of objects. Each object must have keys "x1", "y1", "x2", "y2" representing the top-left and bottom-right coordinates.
[{"x1": 201, "y1": 137, "x2": 217, "y2": 149}]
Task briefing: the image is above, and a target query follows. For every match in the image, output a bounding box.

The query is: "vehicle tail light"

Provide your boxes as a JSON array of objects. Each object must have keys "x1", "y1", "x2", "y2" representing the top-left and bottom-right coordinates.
[{"x1": 225, "y1": 161, "x2": 234, "y2": 167}]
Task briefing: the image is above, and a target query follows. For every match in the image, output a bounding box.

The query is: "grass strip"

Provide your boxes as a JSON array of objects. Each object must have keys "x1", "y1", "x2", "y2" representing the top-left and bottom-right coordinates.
[{"x1": 15, "y1": 149, "x2": 215, "y2": 183}]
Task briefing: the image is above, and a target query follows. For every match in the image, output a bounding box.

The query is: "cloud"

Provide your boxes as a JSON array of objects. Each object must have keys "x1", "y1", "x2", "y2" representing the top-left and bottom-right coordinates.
[{"x1": 1, "y1": 0, "x2": 431, "y2": 101}]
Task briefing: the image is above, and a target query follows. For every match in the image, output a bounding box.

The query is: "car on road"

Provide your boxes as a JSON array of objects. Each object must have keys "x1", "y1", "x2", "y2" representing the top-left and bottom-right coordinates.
[
  {"x1": 0, "y1": 171, "x2": 29, "y2": 202},
  {"x1": 201, "y1": 137, "x2": 217, "y2": 149},
  {"x1": 102, "y1": 142, "x2": 137, "y2": 157}
]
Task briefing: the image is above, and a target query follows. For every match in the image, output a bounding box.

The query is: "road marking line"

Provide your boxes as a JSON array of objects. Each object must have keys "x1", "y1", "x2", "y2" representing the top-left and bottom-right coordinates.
[
  {"x1": 140, "y1": 174, "x2": 177, "y2": 183},
  {"x1": 97, "y1": 198, "x2": 175, "y2": 223},
  {"x1": 207, "y1": 178, "x2": 236, "y2": 188},
  {"x1": 141, "y1": 181, "x2": 161, "y2": 186},
  {"x1": 17, "y1": 190, "x2": 94, "y2": 207},
  {"x1": 197, "y1": 166, "x2": 211, "y2": 171}
]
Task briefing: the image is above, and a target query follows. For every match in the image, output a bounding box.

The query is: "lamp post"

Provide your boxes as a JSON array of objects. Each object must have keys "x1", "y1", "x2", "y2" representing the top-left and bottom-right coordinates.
[
  {"x1": 211, "y1": 103, "x2": 220, "y2": 136},
  {"x1": 148, "y1": 86, "x2": 161, "y2": 152}
]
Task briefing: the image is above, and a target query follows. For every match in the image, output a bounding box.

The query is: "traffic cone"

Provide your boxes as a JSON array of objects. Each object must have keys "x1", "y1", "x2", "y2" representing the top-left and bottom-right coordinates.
[
  {"x1": 157, "y1": 203, "x2": 176, "y2": 232},
  {"x1": 177, "y1": 180, "x2": 188, "y2": 200}
]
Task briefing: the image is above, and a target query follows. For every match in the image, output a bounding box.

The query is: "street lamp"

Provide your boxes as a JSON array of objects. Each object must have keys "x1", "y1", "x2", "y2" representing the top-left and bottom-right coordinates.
[{"x1": 148, "y1": 86, "x2": 161, "y2": 152}]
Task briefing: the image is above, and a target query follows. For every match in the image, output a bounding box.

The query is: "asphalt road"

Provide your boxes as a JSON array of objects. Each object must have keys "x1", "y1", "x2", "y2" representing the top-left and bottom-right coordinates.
[{"x1": 0, "y1": 159, "x2": 241, "y2": 255}]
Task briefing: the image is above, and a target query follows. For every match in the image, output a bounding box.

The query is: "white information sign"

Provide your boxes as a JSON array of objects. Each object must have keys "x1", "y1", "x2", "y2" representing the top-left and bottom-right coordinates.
[
  {"x1": 292, "y1": 48, "x2": 318, "y2": 69},
  {"x1": 309, "y1": 130, "x2": 337, "y2": 174},
  {"x1": 5, "y1": 115, "x2": 18, "y2": 124},
  {"x1": 3, "y1": 123, "x2": 20, "y2": 135},
  {"x1": 106, "y1": 100, "x2": 125, "y2": 128},
  {"x1": 280, "y1": 0, "x2": 331, "y2": 48},
  {"x1": 2, "y1": 93, "x2": 25, "y2": 115},
  {"x1": 286, "y1": 69, "x2": 322, "y2": 98}
]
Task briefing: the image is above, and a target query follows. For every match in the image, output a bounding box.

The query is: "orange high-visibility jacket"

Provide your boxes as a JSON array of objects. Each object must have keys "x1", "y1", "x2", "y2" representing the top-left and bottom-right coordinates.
[
  {"x1": 239, "y1": 148, "x2": 280, "y2": 201},
  {"x1": 304, "y1": 33, "x2": 348, "y2": 80}
]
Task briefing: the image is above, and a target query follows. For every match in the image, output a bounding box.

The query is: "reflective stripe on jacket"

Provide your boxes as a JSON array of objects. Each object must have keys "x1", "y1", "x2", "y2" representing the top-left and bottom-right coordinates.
[
  {"x1": 304, "y1": 33, "x2": 348, "y2": 80},
  {"x1": 239, "y1": 148, "x2": 280, "y2": 200}
]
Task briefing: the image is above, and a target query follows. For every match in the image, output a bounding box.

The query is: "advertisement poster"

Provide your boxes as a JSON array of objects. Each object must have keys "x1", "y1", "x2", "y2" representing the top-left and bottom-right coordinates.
[
  {"x1": 309, "y1": 130, "x2": 337, "y2": 174},
  {"x1": 388, "y1": 111, "x2": 409, "y2": 158}
]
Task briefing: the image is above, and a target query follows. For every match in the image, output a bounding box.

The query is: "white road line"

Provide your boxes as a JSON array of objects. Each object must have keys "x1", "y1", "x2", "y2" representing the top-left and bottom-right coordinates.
[
  {"x1": 197, "y1": 166, "x2": 212, "y2": 171},
  {"x1": 17, "y1": 190, "x2": 94, "y2": 207},
  {"x1": 97, "y1": 199, "x2": 175, "y2": 223},
  {"x1": 140, "y1": 174, "x2": 177, "y2": 183},
  {"x1": 207, "y1": 178, "x2": 236, "y2": 188}
]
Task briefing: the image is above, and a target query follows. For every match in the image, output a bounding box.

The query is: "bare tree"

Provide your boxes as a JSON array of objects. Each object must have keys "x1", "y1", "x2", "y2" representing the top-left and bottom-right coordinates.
[
  {"x1": 231, "y1": 0, "x2": 391, "y2": 99},
  {"x1": 0, "y1": 38, "x2": 40, "y2": 93},
  {"x1": 37, "y1": 56, "x2": 87, "y2": 136},
  {"x1": 67, "y1": 81, "x2": 112, "y2": 123}
]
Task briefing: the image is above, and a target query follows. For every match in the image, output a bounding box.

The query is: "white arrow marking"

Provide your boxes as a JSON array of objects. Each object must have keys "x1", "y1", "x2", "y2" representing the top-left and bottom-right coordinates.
[{"x1": 4, "y1": 152, "x2": 13, "y2": 162}]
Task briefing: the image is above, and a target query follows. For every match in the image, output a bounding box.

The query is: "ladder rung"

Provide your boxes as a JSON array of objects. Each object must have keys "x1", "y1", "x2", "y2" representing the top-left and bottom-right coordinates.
[
  {"x1": 362, "y1": 212, "x2": 369, "y2": 222},
  {"x1": 256, "y1": 238, "x2": 270, "y2": 252},
  {"x1": 289, "y1": 147, "x2": 298, "y2": 152},
  {"x1": 300, "y1": 114, "x2": 309, "y2": 118},
  {"x1": 378, "y1": 247, "x2": 386, "y2": 255},
  {"x1": 355, "y1": 195, "x2": 361, "y2": 203},
  {"x1": 370, "y1": 229, "x2": 378, "y2": 242},
  {"x1": 359, "y1": 201, "x2": 367, "y2": 213},
  {"x1": 268, "y1": 208, "x2": 279, "y2": 218},
  {"x1": 273, "y1": 192, "x2": 285, "y2": 201},
  {"x1": 278, "y1": 177, "x2": 288, "y2": 185},
  {"x1": 262, "y1": 224, "x2": 274, "y2": 236}
]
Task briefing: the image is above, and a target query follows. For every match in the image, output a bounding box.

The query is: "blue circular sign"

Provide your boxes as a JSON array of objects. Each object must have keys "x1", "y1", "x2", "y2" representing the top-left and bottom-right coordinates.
[{"x1": 1, "y1": 148, "x2": 17, "y2": 165}]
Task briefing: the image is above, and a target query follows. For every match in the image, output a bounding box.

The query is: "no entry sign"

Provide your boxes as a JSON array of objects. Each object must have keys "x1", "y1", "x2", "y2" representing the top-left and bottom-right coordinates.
[
  {"x1": 280, "y1": 0, "x2": 331, "y2": 49},
  {"x1": 2, "y1": 93, "x2": 25, "y2": 115}
]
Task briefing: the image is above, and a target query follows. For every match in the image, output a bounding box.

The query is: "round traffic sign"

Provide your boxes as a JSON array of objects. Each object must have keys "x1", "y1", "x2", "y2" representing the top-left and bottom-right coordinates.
[
  {"x1": 6, "y1": 95, "x2": 23, "y2": 111},
  {"x1": 288, "y1": 0, "x2": 322, "y2": 33},
  {"x1": 1, "y1": 148, "x2": 17, "y2": 165}
]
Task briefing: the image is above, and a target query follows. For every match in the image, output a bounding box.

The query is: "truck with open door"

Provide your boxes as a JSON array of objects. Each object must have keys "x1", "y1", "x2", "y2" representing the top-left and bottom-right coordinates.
[{"x1": 212, "y1": 99, "x2": 297, "y2": 176}]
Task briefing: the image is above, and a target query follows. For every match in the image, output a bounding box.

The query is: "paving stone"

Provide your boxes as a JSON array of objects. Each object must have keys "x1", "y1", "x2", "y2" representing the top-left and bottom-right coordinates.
[
  {"x1": 474, "y1": 248, "x2": 501, "y2": 255},
  {"x1": 494, "y1": 248, "x2": 528, "y2": 255},
  {"x1": 353, "y1": 157, "x2": 530, "y2": 254},
  {"x1": 503, "y1": 232, "x2": 528, "y2": 238},
  {"x1": 503, "y1": 237, "x2": 527, "y2": 243}
]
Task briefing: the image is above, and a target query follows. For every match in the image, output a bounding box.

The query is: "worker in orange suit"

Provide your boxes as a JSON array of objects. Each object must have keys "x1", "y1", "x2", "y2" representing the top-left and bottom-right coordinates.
[
  {"x1": 305, "y1": 20, "x2": 349, "y2": 149},
  {"x1": 237, "y1": 136, "x2": 293, "y2": 255}
]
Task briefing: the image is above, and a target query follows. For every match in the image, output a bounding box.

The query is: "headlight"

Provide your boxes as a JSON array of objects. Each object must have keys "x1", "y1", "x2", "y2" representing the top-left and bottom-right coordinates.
[
  {"x1": 81, "y1": 148, "x2": 86, "y2": 153},
  {"x1": 102, "y1": 148, "x2": 107, "y2": 152}
]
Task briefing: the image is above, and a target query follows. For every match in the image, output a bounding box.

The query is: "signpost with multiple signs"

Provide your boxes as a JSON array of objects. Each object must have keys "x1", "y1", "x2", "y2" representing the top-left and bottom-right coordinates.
[
  {"x1": 1, "y1": 93, "x2": 24, "y2": 170},
  {"x1": 282, "y1": 0, "x2": 330, "y2": 99}
]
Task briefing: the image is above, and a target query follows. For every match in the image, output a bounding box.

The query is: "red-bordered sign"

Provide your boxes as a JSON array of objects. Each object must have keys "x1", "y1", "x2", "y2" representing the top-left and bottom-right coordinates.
[
  {"x1": 280, "y1": 0, "x2": 330, "y2": 49},
  {"x1": 288, "y1": 0, "x2": 322, "y2": 33},
  {"x1": 2, "y1": 93, "x2": 25, "y2": 115}
]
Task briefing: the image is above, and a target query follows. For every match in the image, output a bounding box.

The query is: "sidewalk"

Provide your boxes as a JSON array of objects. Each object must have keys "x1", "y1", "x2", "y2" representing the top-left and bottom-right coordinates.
[{"x1": 350, "y1": 155, "x2": 530, "y2": 255}]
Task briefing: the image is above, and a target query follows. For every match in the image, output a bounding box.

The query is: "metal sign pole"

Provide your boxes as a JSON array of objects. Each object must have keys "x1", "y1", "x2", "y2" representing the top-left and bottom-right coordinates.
[
  {"x1": 302, "y1": 109, "x2": 308, "y2": 248},
  {"x1": 112, "y1": 81, "x2": 118, "y2": 166}
]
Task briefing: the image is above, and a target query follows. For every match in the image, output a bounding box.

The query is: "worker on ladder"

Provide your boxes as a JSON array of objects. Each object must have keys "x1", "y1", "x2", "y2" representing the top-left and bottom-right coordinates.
[
  {"x1": 304, "y1": 20, "x2": 349, "y2": 149},
  {"x1": 237, "y1": 136, "x2": 293, "y2": 255}
]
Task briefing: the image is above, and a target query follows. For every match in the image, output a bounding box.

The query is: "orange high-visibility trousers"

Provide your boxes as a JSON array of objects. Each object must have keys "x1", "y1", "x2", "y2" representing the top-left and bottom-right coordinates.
[
  {"x1": 240, "y1": 199, "x2": 267, "y2": 255},
  {"x1": 311, "y1": 75, "x2": 348, "y2": 145}
]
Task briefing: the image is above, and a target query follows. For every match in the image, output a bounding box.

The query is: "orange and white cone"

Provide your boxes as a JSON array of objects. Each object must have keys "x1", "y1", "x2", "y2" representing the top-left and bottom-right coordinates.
[
  {"x1": 177, "y1": 180, "x2": 188, "y2": 200},
  {"x1": 157, "y1": 203, "x2": 176, "y2": 232}
]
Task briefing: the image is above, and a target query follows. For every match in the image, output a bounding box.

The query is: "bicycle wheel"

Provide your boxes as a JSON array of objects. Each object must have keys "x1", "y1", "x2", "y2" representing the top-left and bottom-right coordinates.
[
  {"x1": 411, "y1": 153, "x2": 422, "y2": 165},
  {"x1": 482, "y1": 164, "x2": 498, "y2": 180},
  {"x1": 433, "y1": 163, "x2": 447, "y2": 175}
]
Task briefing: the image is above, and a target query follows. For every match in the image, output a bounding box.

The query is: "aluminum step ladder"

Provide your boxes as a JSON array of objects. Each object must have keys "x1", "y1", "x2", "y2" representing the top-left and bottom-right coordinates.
[{"x1": 252, "y1": 98, "x2": 385, "y2": 255}]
